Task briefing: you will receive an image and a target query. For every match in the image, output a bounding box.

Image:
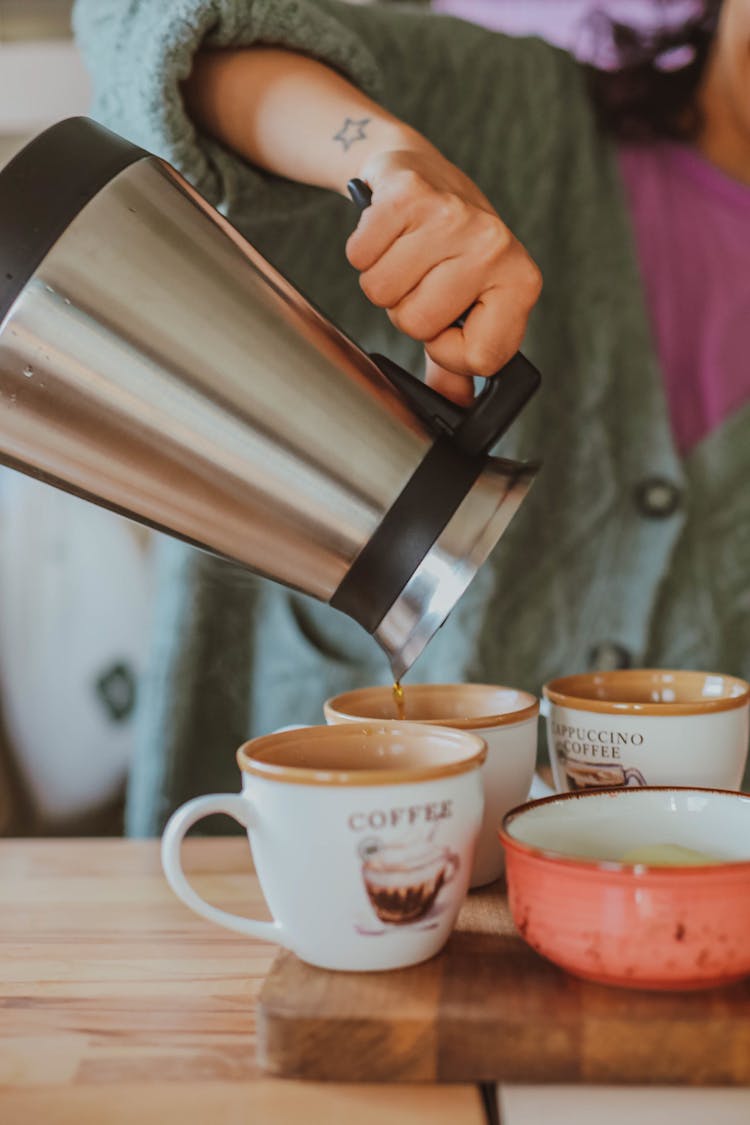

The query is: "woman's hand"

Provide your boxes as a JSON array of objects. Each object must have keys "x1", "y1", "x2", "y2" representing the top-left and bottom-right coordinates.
[
  {"x1": 183, "y1": 48, "x2": 541, "y2": 404},
  {"x1": 347, "y1": 143, "x2": 542, "y2": 403}
]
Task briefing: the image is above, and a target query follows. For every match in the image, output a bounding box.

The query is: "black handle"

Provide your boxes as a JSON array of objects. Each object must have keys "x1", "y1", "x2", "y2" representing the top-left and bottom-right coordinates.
[
  {"x1": 347, "y1": 177, "x2": 376, "y2": 214},
  {"x1": 347, "y1": 178, "x2": 540, "y2": 456}
]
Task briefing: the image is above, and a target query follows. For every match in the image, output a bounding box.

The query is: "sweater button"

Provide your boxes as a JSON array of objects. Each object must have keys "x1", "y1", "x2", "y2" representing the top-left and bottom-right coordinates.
[
  {"x1": 588, "y1": 642, "x2": 632, "y2": 670},
  {"x1": 635, "y1": 477, "x2": 681, "y2": 518}
]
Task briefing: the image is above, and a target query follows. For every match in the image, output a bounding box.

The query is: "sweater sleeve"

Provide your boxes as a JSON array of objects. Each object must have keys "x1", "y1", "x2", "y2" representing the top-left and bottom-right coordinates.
[{"x1": 72, "y1": 0, "x2": 587, "y2": 230}]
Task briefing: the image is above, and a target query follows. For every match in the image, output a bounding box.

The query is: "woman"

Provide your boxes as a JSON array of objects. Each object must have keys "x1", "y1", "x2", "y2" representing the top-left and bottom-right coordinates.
[{"x1": 73, "y1": 0, "x2": 750, "y2": 832}]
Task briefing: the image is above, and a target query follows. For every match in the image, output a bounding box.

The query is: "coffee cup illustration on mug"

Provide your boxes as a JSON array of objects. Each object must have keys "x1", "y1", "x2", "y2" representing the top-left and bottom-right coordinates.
[
  {"x1": 358, "y1": 835, "x2": 459, "y2": 925},
  {"x1": 559, "y1": 755, "x2": 647, "y2": 791}
]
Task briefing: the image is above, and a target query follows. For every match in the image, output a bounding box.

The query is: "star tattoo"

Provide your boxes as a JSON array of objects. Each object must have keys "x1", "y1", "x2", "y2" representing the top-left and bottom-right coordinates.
[{"x1": 333, "y1": 116, "x2": 371, "y2": 151}]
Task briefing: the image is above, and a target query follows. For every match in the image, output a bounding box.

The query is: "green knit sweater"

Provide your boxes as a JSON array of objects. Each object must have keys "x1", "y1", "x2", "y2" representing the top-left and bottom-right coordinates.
[{"x1": 73, "y1": 0, "x2": 750, "y2": 833}]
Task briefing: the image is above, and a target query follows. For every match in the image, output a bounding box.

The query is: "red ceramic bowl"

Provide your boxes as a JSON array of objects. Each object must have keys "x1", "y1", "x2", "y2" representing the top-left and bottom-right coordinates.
[{"x1": 499, "y1": 787, "x2": 750, "y2": 990}]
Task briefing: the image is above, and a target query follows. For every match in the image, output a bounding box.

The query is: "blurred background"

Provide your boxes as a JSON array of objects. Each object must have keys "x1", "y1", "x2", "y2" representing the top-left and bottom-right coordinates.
[
  {"x1": 0, "y1": 0, "x2": 699, "y2": 837},
  {"x1": 0, "y1": 1, "x2": 87, "y2": 164}
]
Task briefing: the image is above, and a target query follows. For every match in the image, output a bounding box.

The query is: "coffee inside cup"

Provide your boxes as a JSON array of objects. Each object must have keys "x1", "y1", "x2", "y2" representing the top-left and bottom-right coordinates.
[
  {"x1": 544, "y1": 670, "x2": 749, "y2": 713},
  {"x1": 237, "y1": 722, "x2": 487, "y2": 784},
  {"x1": 325, "y1": 683, "x2": 538, "y2": 727}
]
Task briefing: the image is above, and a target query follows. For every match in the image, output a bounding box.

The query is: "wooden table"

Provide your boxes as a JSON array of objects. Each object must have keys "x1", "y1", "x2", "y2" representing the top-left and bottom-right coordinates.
[{"x1": 0, "y1": 839, "x2": 485, "y2": 1125}]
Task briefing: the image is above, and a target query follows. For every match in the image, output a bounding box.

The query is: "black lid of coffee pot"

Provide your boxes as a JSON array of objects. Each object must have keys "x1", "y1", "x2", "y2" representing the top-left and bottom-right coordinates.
[{"x1": 0, "y1": 117, "x2": 147, "y2": 325}]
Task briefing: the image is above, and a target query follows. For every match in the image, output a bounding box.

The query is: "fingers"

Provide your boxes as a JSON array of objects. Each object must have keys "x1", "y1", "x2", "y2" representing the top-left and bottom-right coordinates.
[
  {"x1": 425, "y1": 263, "x2": 539, "y2": 379},
  {"x1": 346, "y1": 165, "x2": 483, "y2": 275},
  {"x1": 385, "y1": 254, "x2": 485, "y2": 342},
  {"x1": 424, "y1": 354, "x2": 475, "y2": 406},
  {"x1": 392, "y1": 245, "x2": 541, "y2": 378},
  {"x1": 358, "y1": 230, "x2": 458, "y2": 310},
  {"x1": 346, "y1": 190, "x2": 409, "y2": 272},
  {"x1": 344, "y1": 156, "x2": 543, "y2": 381}
]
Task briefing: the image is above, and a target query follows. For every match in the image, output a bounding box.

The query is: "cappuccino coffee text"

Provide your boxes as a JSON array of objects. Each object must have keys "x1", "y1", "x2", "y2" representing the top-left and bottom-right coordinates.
[{"x1": 552, "y1": 722, "x2": 645, "y2": 760}]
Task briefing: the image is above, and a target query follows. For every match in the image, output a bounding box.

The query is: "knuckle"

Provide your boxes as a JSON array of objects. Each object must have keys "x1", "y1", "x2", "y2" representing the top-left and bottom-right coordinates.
[
  {"x1": 347, "y1": 225, "x2": 379, "y2": 272},
  {"x1": 359, "y1": 273, "x2": 390, "y2": 308},
  {"x1": 399, "y1": 306, "x2": 436, "y2": 342},
  {"x1": 482, "y1": 216, "x2": 512, "y2": 256},
  {"x1": 425, "y1": 342, "x2": 459, "y2": 375},
  {"x1": 393, "y1": 167, "x2": 424, "y2": 199},
  {"x1": 345, "y1": 237, "x2": 365, "y2": 271},
  {"x1": 472, "y1": 218, "x2": 512, "y2": 269},
  {"x1": 522, "y1": 257, "x2": 544, "y2": 300},
  {"x1": 466, "y1": 340, "x2": 503, "y2": 378},
  {"x1": 386, "y1": 307, "x2": 406, "y2": 336},
  {"x1": 435, "y1": 193, "x2": 466, "y2": 227}
]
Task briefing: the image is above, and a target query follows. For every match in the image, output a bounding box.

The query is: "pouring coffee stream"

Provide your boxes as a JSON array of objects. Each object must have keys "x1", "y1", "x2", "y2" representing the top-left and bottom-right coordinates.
[
  {"x1": 392, "y1": 679, "x2": 407, "y2": 720},
  {"x1": 0, "y1": 117, "x2": 542, "y2": 681}
]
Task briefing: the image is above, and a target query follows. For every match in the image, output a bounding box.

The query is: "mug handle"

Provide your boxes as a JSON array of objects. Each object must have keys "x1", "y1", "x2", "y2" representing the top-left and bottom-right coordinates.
[
  {"x1": 528, "y1": 695, "x2": 556, "y2": 798},
  {"x1": 161, "y1": 793, "x2": 285, "y2": 944},
  {"x1": 529, "y1": 773, "x2": 555, "y2": 799}
]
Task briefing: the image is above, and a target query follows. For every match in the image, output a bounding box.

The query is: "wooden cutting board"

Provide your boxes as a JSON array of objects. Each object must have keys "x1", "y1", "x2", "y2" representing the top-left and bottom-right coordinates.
[{"x1": 257, "y1": 880, "x2": 750, "y2": 1084}]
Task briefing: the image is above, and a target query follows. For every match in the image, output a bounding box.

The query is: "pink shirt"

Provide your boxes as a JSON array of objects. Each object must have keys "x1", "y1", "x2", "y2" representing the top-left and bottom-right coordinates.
[{"x1": 618, "y1": 143, "x2": 750, "y2": 454}]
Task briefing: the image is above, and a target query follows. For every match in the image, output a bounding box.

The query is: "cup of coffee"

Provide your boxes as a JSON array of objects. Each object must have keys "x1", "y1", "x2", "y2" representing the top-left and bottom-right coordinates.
[
  {"x1": 325, "y1": 684, "x2": 538, "y2": 886},
  {"x1": 543, "y1": 669, "x2": 750, "y2": 793},
  {"x1": 161, "y1": 722, "x2": 486, "y2": 971}
]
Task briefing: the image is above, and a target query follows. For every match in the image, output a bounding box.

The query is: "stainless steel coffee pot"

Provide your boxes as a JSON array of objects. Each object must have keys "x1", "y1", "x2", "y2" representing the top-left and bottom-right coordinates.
[{"x1": 0, "y1": 118, "x2": 540, "y2": 679}]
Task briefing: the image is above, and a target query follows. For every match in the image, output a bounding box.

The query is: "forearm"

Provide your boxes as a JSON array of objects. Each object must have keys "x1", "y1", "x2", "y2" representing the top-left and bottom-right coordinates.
[{"x1": 182, "y1": 46, "x2": 428, "y2": 195}]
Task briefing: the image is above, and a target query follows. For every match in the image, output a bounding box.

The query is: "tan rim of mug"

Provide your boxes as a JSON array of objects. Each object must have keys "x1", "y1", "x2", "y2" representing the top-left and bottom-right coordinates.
[
  {"x1": 236, "y1": 721, "x2": 487, "y2": 787},
  {"x1": 324, "y1": 683, "x2": 539, "y2": 729},
  {"x1": 543, "y1": 669, "x2": 750, "y2": 717}
]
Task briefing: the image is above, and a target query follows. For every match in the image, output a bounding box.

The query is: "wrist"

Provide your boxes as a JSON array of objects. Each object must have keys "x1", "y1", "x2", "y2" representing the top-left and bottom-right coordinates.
[{"x1": 332, "y1": 119, "x2": 431, "y2": 195}]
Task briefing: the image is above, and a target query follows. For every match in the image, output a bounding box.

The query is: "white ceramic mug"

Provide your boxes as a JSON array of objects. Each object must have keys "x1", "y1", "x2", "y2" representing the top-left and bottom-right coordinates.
[
  {"x1": 324, "y1": 684, "x2": 538, "y2": 887},
  {"x1": 161, "y1": 722, "x2": 486, "y2": 972},
  {"x1": 543, "y1": 669, "x2": 750, "y2": 793}
]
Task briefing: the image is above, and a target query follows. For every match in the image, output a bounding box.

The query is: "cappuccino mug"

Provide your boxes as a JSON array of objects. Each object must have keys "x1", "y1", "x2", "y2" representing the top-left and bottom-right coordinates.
[
  {"x1": 543, "y1": 670, "x2": 750, "y2": 793},
  {"x1": 161, "y1": 722, "x2": 486, "y2": 971}
]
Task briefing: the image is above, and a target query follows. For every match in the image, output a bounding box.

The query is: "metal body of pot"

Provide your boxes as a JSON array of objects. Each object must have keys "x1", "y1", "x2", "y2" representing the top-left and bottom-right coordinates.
[{"x1": 0, "y1": 118, "x2": 540, "y2": 679}]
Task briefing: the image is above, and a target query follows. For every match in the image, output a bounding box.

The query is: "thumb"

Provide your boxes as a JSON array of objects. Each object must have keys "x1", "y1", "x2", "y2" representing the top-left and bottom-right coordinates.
[{"x1": 424, "y1": 353, "x2": 475, "y2": 406}]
